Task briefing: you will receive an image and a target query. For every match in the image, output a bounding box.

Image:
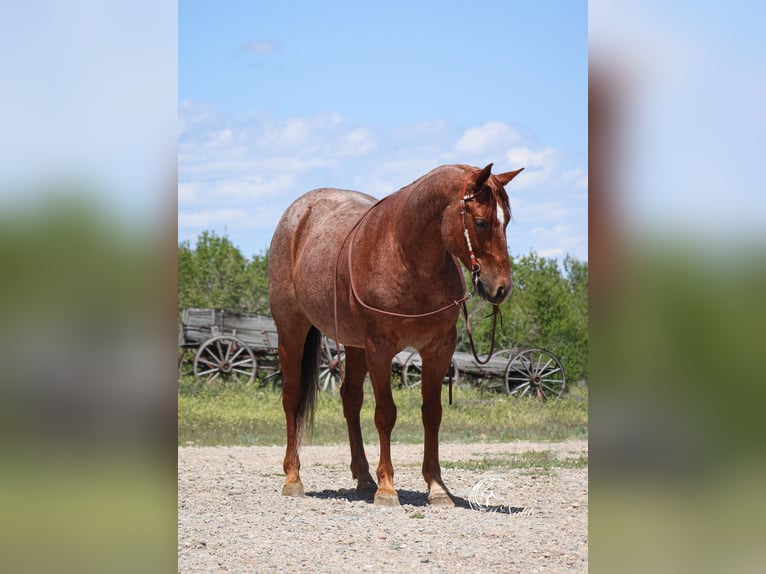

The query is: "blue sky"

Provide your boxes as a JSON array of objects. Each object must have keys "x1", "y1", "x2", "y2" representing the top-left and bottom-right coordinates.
[{"x1": 179, "y1": 1, "x2": 588, "y2": 261}]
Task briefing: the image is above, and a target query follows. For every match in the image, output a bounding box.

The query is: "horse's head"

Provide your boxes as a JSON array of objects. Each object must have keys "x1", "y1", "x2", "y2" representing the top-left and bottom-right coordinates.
[{"x1": 442, "y1": 163, "x2": 524, "y2": 305}]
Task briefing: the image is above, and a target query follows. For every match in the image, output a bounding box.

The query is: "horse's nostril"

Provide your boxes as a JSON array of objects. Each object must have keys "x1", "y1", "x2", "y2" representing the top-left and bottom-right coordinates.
[{"x1": 496, "y1": 285, "x2": 506, "y2": 299}]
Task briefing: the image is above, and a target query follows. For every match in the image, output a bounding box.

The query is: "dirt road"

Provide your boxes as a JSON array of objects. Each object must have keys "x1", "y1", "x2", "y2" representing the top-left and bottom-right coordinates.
[{"x1": 178, "y1": 440, "x2": 587, "y2": 573}]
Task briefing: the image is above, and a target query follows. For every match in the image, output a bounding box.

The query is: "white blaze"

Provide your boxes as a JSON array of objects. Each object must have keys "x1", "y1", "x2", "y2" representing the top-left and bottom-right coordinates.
[{"x1": 496, "y1": 205, "x2": 506, "y2": 226}]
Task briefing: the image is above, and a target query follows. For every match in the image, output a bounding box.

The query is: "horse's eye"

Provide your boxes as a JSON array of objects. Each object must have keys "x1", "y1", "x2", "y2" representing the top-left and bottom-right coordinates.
[{"x1": 474, "y1": 218, "x2": 488, "y2": 230}]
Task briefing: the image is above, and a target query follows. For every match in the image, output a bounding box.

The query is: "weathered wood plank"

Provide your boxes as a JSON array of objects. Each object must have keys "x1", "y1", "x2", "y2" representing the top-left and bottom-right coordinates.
[{"x1": 179, "y1": 308, "x2": 278, "y2": 352}]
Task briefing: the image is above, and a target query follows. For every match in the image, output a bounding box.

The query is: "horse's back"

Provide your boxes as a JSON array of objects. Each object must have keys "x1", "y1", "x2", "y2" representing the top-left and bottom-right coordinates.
[{"x1": 270, "y1": 187, "x2": 375, "y2": 259}]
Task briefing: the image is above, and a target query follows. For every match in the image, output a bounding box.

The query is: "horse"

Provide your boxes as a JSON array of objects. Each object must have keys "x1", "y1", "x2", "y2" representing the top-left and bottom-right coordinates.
[{"x1": 268, "y1": 163, "x2": 523, "y2": 506}]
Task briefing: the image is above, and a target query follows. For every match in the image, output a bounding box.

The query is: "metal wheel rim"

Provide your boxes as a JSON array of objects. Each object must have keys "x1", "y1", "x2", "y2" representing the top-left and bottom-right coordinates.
[
  {"x1": 193, "y1": 335, "x2": 256, "y2": 384},
  {"x1": 448, "y1": 358, "x2": 459, "y2": 388},
  {"x1": 402, "y1": 351, "x2": 422, "y2": 388},
  {"x1": 319, "y1": 337, "x2": 344, "y2": 392},
  {"x1": 504, "y1": 348, "x2": 565, "y2": 400},
  {"x1": 402, "y1": 352, "x2": 459, "y2": 389}
]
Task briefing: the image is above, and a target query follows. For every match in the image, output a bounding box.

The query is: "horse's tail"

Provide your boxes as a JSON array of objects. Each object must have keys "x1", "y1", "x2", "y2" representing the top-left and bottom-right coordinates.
[{"x1": 297, "y1": 325, "x2": 321, "y2": 440}]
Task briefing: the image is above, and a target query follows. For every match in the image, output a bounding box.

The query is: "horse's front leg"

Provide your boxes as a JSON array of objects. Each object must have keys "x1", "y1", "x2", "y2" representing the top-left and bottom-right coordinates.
[
  {"x1": 365, "y1": 341, "x2": 399, "y2": 506},
  {"x1": 420, "y1": 333, "x2": 457, "y2": 506}
]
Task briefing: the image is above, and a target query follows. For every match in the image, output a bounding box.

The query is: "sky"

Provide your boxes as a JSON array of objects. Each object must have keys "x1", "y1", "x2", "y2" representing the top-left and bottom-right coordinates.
[
  {"x1": 590, "y1": 0, "x2": 766, "y2": 245},
  {"x1": 179, "y1": 1, "x2": 588, "y2": 262},
  {"x1": 0, "y1": 0, "x2": 176, "y2": 223}
]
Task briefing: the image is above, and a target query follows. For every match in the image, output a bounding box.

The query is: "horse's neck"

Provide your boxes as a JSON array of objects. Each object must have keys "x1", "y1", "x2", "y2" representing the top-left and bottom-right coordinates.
[
  {"x1": 349, "y1": 172, "x2": 466, "y2": 306},
  {"x1": 389, "y1": 177, "x2": 459, "y2": 276}
]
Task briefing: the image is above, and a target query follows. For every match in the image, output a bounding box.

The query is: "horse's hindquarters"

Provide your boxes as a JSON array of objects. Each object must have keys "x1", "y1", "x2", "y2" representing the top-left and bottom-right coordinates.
[{"x1": 269, "y1": 188, "x2": 376, "y2": 343}]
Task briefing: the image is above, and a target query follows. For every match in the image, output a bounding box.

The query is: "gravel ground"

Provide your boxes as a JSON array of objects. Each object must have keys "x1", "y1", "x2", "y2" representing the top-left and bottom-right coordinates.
[{"x1": 178, "y1": 440, "x2": 587, "y2": 573}]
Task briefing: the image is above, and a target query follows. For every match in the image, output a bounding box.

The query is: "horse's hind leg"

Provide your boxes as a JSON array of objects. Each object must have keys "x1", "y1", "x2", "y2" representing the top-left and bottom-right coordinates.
[
  {"x1": 277, "y1": 319, "x2": 312, "y2": 497},
  {"x1": 340, "y1": 347, "x2": 376, "y2": 497}
]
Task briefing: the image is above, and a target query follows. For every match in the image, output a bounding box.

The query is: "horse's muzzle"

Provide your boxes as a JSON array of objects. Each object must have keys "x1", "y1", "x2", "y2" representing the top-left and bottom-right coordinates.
[{"x1": 477, "y1": 279, "x2": 512, "y2": 305}]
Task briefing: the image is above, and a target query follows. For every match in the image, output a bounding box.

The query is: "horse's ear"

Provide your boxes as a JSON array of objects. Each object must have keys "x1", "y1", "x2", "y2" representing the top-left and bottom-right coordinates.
[
  {"x1": 495, "y1": 167, "x2": 525, "y2": 187},
  {"x1": 473, "y1": 163, "x2": 494, "y2": 189}
]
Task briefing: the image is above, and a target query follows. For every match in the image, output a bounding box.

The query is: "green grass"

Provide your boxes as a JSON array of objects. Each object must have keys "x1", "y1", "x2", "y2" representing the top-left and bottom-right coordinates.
[
  {"x1": 440, "y1": 450, "x2": 588, "y2": 474},
  {"x1": 178, "y1": 378, "x2": 587, "y2": 446}
]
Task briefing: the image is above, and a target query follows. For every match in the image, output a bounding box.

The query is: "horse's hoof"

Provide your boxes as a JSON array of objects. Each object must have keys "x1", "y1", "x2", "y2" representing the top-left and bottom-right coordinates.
[
  {"x1": 428, "y1": 492, "x2": 455, "y2": 507},
  {"x1": 281, "y1": 482, "x2": 305, "y2": 497},
  {"x1": 356, "y1": 479, "x2": 378, "y2": 498},
  {"x1": 373, "y1": 490, "x2": 400, "y2": 506}
]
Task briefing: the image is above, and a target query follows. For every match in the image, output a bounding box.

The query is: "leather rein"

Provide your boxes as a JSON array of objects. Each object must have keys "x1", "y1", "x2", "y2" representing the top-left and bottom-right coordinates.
[{"x1": 331, "y1": 171, "x2": 503, "y2": 399}]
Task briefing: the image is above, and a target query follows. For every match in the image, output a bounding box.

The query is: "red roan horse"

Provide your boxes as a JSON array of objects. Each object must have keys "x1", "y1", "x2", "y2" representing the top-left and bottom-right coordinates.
[{"x1": 268, "y1": 163, "x2": 523, "y2": 505}]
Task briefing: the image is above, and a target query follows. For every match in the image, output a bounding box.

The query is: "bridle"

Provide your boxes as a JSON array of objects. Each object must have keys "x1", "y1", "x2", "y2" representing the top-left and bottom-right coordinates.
[
  {"x1": 459, "y1": 172, "x2": 483, "y2": 290},
  {"x1": 331, "y1": 169, "x2": 504, "y2": 397}
]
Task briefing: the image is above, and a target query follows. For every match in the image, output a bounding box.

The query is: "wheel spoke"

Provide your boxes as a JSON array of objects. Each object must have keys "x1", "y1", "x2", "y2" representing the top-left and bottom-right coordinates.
[
  {"x1": 231, "y1": 357, "x2": 254, "y2": 368},
  {"x1": 538, "y1": 356, "x2": 554, "y2": 374},
  {"x1": 230, "y1": 345, "x2": 246, "y2": 362},
  {"x1": 197, "y1": 357, "x2": 220, "y2": 368},
  {"x1": 197, "y1": 366, "x2": 220, "y2": 377},
  {"x1": 540, "y1": 366, "x2": 562, "y2": 378},
  {"x1": 203, "y1": 345, "x2": 222, "y2": 362},
  {"x1": 518, "y1": 361, "x2": 533, "y2": 376},
  {"x1": 541, "y1": 382, "x2": 561, "y2": 395},
  {"x1": 222, "y1": 341, "x2": 234, "y2": 361},
  {"x1": 510, "y1": 382, "x2": 530, "y2": 396}
]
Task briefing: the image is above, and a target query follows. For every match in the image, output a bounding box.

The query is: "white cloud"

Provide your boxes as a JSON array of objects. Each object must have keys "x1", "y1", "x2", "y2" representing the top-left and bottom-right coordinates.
[
  {"x1": 178, "y1": 208, "x2": 249, "y2": 228},
  {"x1": 211, "y1": 174, "x2": 296, "y2": 201},
  {"x1": 206, "y1": 127, "x2": 234, "y2": 147},
  {"x1": 537, "y1": 247, "x2": 566, "y2": 258},
  {"x1": 563, "y1": 168, "x2": 588, "y2": 191},
  {"x1": 240, "y1": 40, "x2": 282, "y2": 56},
  {"x1": 337, "y1": 127, "x2": 376, "y2": 156},
  {"x1": 178, "y1": 174, "x2": 296, "y2": 210},
  {"x1": 178, "y1": 105, "x2": 587, "y2": 261},
  {"x1": 504, "y1": 146, "x2": 558, "y2": 189},
  {"x1": 278, "y1": 118, "x2": 313, "y2": 147},
  {"x1": 178, "y1": 182, "x2": 199, "y2": 205},
  {"x1": 392, "y1": 120, "x2": 449, "y2": 141},
  {"x1": 455, "y1": 121, "x2": 522, "y2": 155}
]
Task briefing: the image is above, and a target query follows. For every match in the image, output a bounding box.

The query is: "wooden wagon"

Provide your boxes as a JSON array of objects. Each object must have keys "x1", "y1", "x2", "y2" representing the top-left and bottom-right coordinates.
[
  {"x1": 179, "y1": 308, "x2": 344, "y2": 388},
  {"x1": 392, "y1": 347, "x2": 566, "y2": 400},
  {"x1": 179, "y1": 308, "x2": 565, "y2": 399}
]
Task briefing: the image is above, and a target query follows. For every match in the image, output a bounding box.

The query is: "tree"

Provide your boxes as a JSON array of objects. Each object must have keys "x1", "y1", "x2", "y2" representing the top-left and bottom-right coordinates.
[
  {"x1": 456, "y1": 252, "x2": 588, "y2": 382},
  {"x1": 242, "y1": 250, "x2": 271, "y2": 316},
  {"x1": 178, "y1": 231, "x2": 250, "y2": 315}
]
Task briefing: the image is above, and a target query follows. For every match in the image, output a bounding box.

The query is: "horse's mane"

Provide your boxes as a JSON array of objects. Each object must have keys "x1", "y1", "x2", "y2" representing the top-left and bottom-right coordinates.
[{"x1": 397, "y1": 164, "x2": 511, "y2": 228}]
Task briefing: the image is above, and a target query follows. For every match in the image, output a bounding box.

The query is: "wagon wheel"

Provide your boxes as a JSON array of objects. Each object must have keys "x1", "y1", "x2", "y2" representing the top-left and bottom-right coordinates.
[
  {"x1": 178, "y1": 347, "x2": 194, "y2": 378},
  {"x1": 194, "y1": 335, "x2": 256, "y2": 384},
  {"x1": 402, "y1": 352, "x2": 459, "y2": 389},
  {"x1": 319, "y1": 338, "x2": 344, "y2": 392},
  {"x1": 401, "y1": 351, "x2": 421, "y2": 388},
  {"x1": 504, "y1": 348, "x2": 565, "y2": 400}
]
